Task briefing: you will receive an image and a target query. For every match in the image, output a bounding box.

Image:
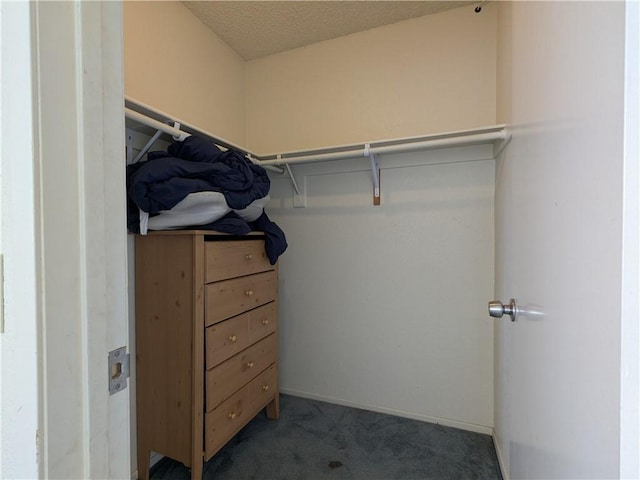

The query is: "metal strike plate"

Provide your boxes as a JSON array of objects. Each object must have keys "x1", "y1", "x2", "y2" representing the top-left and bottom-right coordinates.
[{"x1": 108, "y1": 346, "x2": 130, "y2": 395}]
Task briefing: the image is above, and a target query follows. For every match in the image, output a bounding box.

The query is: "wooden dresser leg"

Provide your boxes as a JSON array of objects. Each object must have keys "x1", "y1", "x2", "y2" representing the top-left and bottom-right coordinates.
[
  {"x1": 191, "y1": 462, "x2": 203, "y2": 480},
  {"x1": 266, "y1": 393, "x2": 280, "y2": 420},
  {"x1": 137, "y1": 446, "x2": 150, "y2": 480}
]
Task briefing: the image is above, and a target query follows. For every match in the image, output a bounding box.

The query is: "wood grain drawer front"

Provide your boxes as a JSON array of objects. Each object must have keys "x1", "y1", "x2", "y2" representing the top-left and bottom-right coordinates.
[
  {"x1": 204, "y1": 385, "x2": 249, "y2": 460},
  {"x1": 248, "y1": 302, "x2": 277, "y2": 344},
  {"x1": 205, "y1": 270, "x2": 277, "y2": 325},
  {"x1": 205, "y1": 303, "x2": 277, "y2": 368},
  {"x1": 205, "y1": 334, "x2": 277, "y2": 411},
  {"x1": 204, "y1": 365, "x2": 278, "y2": 460},
  {"x1": 205, "y1": 240, "x2": 272, "y2": 283},
  {"x1": 205, "y1": 314, "x2": 250, "y2": 369},
  {"x1": 248, "y1": 364, "x2": 277, "y2": 412}
]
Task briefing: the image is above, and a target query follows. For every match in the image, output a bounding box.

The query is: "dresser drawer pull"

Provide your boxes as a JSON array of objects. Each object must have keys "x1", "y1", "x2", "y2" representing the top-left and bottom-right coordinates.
[
  {"x1": 228, "y1": 335, "x2": 238, "y2": 343},
  {"x1": 262, "y1": 385, "x2": 270, "y2": 391},
  {"x1": 246, "y1": 362, "x2": 255, "y2": 368},
  {"x1": 261, "y1": 319, "x2": 269, "y2": 325},
  {"x1": 245, "y1": 254, "x2": 253, "y2": 260},
  {"x1": 245, "y1": 290, "x2": 254, "y2": 296},
  {"x1": 228, "y1": 412, "x2": 237, "y2": 420}
]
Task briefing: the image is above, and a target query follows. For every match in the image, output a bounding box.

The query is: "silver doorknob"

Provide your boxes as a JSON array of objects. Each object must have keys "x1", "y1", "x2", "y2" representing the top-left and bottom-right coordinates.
[{"x1": 488, "y1": 299, "x2": 518, "y2": 321}]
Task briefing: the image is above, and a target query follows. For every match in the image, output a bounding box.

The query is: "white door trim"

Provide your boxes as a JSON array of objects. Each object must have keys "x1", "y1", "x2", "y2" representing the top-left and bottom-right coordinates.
[
  {"x1": 620, "y1": 1, "x2": 640, "y2": 477},
  {"x1": 31, "y1": 1, "x2": 129, "y2": 477}
]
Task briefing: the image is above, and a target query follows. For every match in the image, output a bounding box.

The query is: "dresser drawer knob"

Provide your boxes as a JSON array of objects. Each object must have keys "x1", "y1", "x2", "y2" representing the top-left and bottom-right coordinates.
[
  {"x1": 228, "y1": 335, "x2": 238, "y2": 342},
  {"x1": 261, "y1": 319, "x2": 269, "y2": 326},
  {"x1": 245, "y1": 254, "x2": 253, "y2": 260},
  {"x1": 245, "y1": 290, "x2": 254, "y2": 296},
  {"x1": 246, "y1": 362, "x2": 255, "y2": 368},
  {"x1": 262, "y1": 385, "x2": 270, "y2": 391},
  {"x1": 228, "y1": 412, "x2": 237, "y2": 420}
]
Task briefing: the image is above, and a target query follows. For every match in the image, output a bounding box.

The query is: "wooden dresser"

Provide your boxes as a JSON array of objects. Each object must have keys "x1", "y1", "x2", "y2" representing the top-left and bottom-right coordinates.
[{"x1": 135, "y1": 231, "x2": 279, "y2": 480}]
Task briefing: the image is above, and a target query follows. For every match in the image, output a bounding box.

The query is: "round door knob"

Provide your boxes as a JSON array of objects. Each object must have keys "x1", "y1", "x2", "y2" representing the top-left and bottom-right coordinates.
[
  {"x1": 245, "y1": 290, "x2": 254, "y2": 296},
  {"x1": 262, "y1": 385, "x2": 270, "y2": 391},
  {"x1": 488, "y1": 301, "x2": 506, "y2": 317},
  {"x1": 261, "y1": 319, "x2": 269, "y2": 325},
  {"x1": 245, "y1": 254, "x2": 253, "y2": 260},
  {"x1": 247, "y1": 362, "x2": 255, "y2": 368},
  {"x1": 488, "y1": 299, "x2": 518, "y2": 321},
  {"x1": 228, "y1": 335, "x2": 238, "y2": 342},
  {"x1": 228, "y1": 412, "x2": 237, "y2": 420}
]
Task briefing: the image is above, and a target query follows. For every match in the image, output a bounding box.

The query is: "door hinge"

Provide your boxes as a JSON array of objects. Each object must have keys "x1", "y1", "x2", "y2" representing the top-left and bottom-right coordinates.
[{"x1": 108, "y1": 346, "x2": 130, "y2": 395}]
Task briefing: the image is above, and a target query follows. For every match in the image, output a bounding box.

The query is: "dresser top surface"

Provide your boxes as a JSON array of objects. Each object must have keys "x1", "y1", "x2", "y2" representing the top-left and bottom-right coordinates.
[{"x1": 140, "y1": 230, "x2": 266, "y2": 237}]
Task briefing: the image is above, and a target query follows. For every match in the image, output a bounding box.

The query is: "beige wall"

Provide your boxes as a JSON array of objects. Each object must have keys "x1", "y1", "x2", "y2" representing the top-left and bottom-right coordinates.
[
  {"x1": 123, "y1": 3, "x2": 497, "y2": 153},
  {"x1": 124, "y1": 1, "x2": 246, "y2": 145},
  {"x1": 246, "y1": 6, "x2": 497, "y2": 153}
]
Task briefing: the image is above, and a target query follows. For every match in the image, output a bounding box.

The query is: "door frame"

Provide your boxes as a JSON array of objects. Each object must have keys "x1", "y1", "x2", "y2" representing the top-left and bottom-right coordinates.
[
  {"x1": 1, "y1": 2, "x2": 130, "y2": 478},
  {"x1": 620, "y1": 0, "x2": 640, "y2": 477}
]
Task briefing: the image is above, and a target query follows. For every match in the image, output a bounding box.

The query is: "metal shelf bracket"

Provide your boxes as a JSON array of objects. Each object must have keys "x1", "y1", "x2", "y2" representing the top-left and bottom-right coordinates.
[
  {"x1": 133, "y1": 129, "x2": 163, "y2": 164},
  {"x1": 365, "y1": 144, "x2": 380, "y2": 205}
]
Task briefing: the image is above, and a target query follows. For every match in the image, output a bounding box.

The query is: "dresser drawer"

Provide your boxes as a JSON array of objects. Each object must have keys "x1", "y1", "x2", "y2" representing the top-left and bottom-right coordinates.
[
  {"x1": 248, "y1": 364, "x2": 278, "y2": 413},
  {"x1": 248, "y1": 302, "x2": 277, "y2": 344},
  {"x1": 204, "y1": 365, "x2": 277, "y2": 459},
  {"x1": 205, "y1": 240, "x2": 273, "y2": 283},
  {"x1": 205, "y1": 333, "x2": 277, "y2": 411},
  {"x1": 205, "y1": 313, "x2": 250, "y2": 369},
  {"x1": 206, "y1": 303, "x2": 277, "y2": 368},
  {"x1": 204, "y1": 385, "x2": 249, "y2": 459},
  {"x1": 205, "y1": 270, "x2": 277, "y2": 325}
]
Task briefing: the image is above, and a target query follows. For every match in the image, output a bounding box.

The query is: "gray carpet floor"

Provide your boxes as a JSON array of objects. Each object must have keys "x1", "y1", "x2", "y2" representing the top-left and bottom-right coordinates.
[{"x1": 150, "y1": 394, "x2": 503, "y2": 480}]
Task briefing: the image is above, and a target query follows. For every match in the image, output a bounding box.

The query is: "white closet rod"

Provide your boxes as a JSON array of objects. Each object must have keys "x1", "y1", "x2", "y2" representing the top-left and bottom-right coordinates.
[
  {"x1": 124, "y1": 105, "x2": 286, "y2": 174},
  {"x1": 125, "y1": 107, "x2": 189, "y2": 141},
  {"x1": 257, "y1": 130, "x2": 507, "y2": 166}
]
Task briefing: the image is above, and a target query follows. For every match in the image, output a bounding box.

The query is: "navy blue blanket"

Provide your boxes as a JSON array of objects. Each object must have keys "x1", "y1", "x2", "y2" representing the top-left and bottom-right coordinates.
[
  {"x1": 128, "y1": 135, "x2": 270, "y2": 213},
  {"x1": 127, "y1": 136, "x2": 287, "y2": 264}
]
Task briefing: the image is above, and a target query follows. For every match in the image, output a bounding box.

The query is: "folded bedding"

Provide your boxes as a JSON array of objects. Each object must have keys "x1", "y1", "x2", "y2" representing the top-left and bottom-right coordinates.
[
  {"x1": 146, "y1": 191, "x2": 230, "y2": 230},
  {"x1": 127, "y1": 135, "x2": 287, "y2": 264},
  {"x1": 128, "y1": 135, "x2": 270, "y2": 212},
  {"x1": 145, "y1": 191, "x2": 270, "y2": 231}
]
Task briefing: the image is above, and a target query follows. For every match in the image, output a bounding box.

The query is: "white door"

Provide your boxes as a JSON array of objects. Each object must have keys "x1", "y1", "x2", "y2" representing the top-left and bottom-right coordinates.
[
  {"x1": 493, "y1": 2, "x2": 639, "y2": 479},
  {"x1": 1, "y1": 2, "x2": 130, "y2": 478},
  {"x1": 0, "y1": 3, "x2": 40, "y2": 477}
]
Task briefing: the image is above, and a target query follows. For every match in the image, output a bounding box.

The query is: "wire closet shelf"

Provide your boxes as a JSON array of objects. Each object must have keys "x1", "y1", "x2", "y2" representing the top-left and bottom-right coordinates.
[{"x1": 124, "y1": 96, "x2": 509, "y2": 200}]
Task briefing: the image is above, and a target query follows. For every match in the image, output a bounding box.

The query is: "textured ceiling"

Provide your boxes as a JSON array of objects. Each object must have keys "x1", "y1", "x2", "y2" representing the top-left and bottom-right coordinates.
[{"x1": 182, "y1": 1, "x2": 476, "y2": 61}]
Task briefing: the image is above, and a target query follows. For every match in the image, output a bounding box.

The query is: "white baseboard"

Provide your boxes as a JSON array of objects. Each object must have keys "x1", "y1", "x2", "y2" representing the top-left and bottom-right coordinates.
[
  {"x1": 279, "y1": 388, "x2": 493, "y2": 436},
  {"x1": 492, "y1": 430, "x2": 509, "y2": 480}
]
